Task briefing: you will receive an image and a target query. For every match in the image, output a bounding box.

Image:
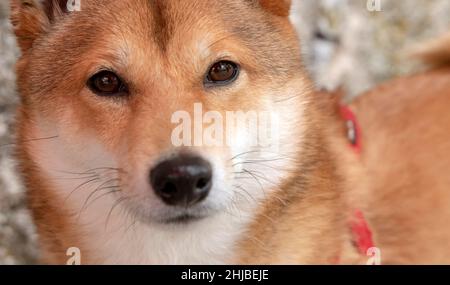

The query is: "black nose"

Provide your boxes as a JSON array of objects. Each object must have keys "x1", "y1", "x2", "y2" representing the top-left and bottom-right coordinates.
[{"x1": 150, "y1": 154, "x2": 213, "y2": 207}]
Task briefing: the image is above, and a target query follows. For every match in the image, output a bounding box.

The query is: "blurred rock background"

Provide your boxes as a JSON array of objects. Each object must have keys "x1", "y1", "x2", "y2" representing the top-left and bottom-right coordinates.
[
  {"x1": 293, "y1": 0, "x2": 450, "y2": 97},
  {"x1": 0, "y1": 1, "x2": 39, "y2": 265},
  {"x1": 0, "y1": 0, "x2": 449, "y2": 264}
]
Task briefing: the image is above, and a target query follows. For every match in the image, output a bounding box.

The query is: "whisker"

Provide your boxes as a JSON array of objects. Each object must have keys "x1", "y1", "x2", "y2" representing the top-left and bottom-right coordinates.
[
  {"x1": 232, "y1": 157, "x2": 294, "y2": 167},
  {"x1": 0, "y1": 135, "x2": 60, "y2": 148},
  {"x1": 124, "y1": 219, "x2": 138, "y2": 234},
  {"x1": 88, "y1": 188, "x2": 123, "y2": 208},
  {"x1": 235, "y1": 170, "x2": 289, "y2": 207},
  {"x1": 53, "y1": 170, "x2": 98, "y2": 176},
  {"x1": 241, "y1": 169, "x2": 267, "y2": 199},
  {"x1": 234, "y1": 184, "x2": 258, "y2": 203},
  {"x1": 235, "y1": 169, "x2": 278, "y2": 186},
  {"x1": 234, "y1": 190, "x2": 251, "y2": 204},
  {"x1": 83, "y1": 167, "x2": 127, "y2": 174},
  {"x1": 64, "y1": 177, "x2": 101, "y2": 203},
  {"x1": 105, "y1": 197, "x2": 129, "y2": 230},
  {"x1": 75, "y1": 188, "x2": 121, "y2": 222},
  {"x1": 54, "y1": 167, "x2": 126, "y2": 177},
  {"x1": 229, "y1": 150, "x2": 295, "y2": 162},
  {"x1": 223, "y1": 197, "x2": 243, "y2": 221},
  {"x1": 229, "y1": 150, "x2": 262, "y2": 162},
  {"x1": 81, "y1": 178, "x2": 122, "y2": 211},
  {"x1": 271, "y1": 194, "x2": 289, "y2": 207},
  {"x1": 123, "y1": 209, "x2": 139, "y2": 235},
  {"x1": 53, "y1": 175, "x2": 100, "y2": 181},
  {"x1": 233, "y1": 161, "x2": 295, "y2": 172}
]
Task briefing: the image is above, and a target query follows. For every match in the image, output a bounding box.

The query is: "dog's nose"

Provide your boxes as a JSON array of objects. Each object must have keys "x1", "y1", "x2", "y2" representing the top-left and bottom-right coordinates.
[{"x1": 150, "y1": 154, "x2": 213, "y2": 207}]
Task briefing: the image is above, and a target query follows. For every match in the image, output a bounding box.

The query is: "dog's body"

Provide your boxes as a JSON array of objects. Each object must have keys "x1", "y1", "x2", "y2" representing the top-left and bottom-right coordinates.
[
  {"x1": 349, "y1": 66, "x2": 450, "y2": 264},
  {"x1": 9, "y1": 0, "x2": 450, "y2": 264}
]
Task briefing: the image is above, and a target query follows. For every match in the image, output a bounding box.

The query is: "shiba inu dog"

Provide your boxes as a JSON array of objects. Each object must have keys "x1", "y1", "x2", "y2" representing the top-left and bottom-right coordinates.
[{"x1": 9, "y1": 0, "x2": 450, "y2": 264}]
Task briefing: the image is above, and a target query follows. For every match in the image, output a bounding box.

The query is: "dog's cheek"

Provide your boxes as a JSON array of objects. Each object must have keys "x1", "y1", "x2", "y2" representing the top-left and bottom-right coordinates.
[
  {"x1": 229, "y1": 82, "x2": 307, "y2": 202},
  {"x1": 27, "y1": 115, "x2": 119, "y2": 191}
]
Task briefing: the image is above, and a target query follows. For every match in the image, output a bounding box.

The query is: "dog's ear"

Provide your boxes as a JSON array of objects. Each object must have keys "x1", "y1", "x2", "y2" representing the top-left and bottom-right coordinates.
[
  {"x1": 258, "y1": 0, "x2": 291, "y2": 17},
  {"x1": 10, "y1": 0, "x2": 71, "y2": 52}
]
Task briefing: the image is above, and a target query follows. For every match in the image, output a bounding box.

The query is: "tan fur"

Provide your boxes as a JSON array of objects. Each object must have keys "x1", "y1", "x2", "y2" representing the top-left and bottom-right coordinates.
[
  {"x1": 344, "y1": 33, "x2": 450, "y2": 264},
  {"x1": 349, "y1": 67, "x2": 450, "y2": 264},
  {"x1": 259, "y1": 0, "x2": 291, "y2": 17},
  {"x1": 9, "y1": 0, "x2": 450, "y2": 264}
]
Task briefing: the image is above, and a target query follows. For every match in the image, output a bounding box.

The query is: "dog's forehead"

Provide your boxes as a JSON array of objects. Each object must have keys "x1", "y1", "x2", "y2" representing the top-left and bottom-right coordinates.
[
  {"x1": 76, "y1": 0, "x2": 260, "y2": 48},
  {"x1": 80, "y1": 0, "x2": 247, "y2": 29},
  {"x1": 143, "y1": 0, "x2": 225, "y2": 52}
]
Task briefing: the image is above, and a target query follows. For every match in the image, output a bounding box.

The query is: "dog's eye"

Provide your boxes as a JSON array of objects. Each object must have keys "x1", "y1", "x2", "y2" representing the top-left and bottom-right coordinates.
[
  {"x1": 87, "y1": 71, "x2": 128, "y2": 96},
  {"x1": 205, "y1": 61, "x2": 239, "y2": 86}
]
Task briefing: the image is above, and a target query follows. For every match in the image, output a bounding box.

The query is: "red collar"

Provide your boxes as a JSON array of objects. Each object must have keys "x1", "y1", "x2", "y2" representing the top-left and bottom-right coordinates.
[
  {"x1": 340, "y1": 104, "x2": 375, "y2": 257},
  {"x1": 350, "y1": 209, "x2": 375, "y2": 255},
  {"x1": 340, "y1": 105, "x2": 362, "y2": 154}
]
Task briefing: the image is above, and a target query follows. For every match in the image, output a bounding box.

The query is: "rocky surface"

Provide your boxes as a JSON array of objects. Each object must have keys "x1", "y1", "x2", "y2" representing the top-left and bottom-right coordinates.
[
  {"x1": 0, "y1": 0, "x2": 449, "y2": 264},
  {"x1": 293, "y1": 0, "x2": 450, "y2": 97},
  {"x1": 0, "y1": 1, "x2": 39, "y2": 265}
]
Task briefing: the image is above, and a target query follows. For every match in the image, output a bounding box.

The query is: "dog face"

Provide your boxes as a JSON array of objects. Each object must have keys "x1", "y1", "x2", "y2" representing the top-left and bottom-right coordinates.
[{"x1": 12, "y1": 0, "x2": 311, "y2": 227}]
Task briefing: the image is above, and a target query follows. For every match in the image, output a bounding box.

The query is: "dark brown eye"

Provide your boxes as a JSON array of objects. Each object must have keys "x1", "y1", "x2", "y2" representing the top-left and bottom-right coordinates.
[
  {"x1": 205, "y1": 61, "x2": 239, "y2": 86},
  {"x1": 87, "y1": 70, "x2": 128, "y2": 96}
]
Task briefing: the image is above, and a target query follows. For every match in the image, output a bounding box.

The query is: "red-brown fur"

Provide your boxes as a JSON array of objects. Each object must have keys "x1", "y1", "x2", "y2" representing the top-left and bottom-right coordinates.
[{"x1": 349, "y1": 66, "x2": 450, "y2": 264}]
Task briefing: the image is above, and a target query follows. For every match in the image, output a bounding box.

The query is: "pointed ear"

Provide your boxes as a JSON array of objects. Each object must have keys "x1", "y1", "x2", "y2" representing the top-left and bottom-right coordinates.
[
  {"x1": 259, "y1": 0, "x2": 291, "y2": 17},
  {"x1": 10, "y1": 0, "x2": 70, "y2": 52}
]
